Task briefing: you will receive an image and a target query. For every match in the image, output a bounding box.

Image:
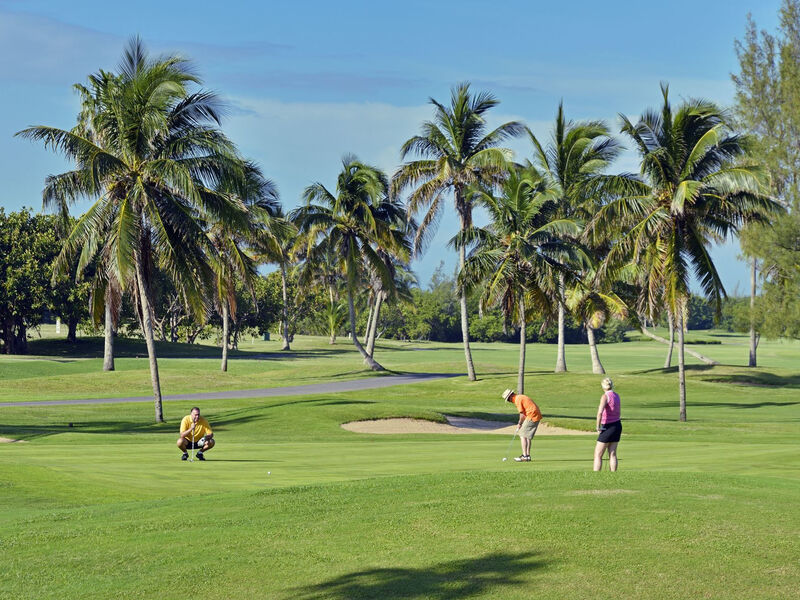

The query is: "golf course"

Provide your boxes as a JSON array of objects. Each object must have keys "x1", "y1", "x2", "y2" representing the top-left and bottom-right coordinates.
[{"x1": 1, "y1": 330, "x2": 798, "y2": 599}]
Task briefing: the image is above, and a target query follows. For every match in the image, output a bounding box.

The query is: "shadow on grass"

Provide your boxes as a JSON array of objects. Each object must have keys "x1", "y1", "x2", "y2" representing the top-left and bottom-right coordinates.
[
  {"x1": 643, "y1": 400, "x2": 800, "y2": 410},
  {"x1": 633, "y1": 364, "x2": 717, "y2": 375},
  {"x1": 0, "y1": 397, "x2": 378, "y2": 441},
  {"x1": 24, "y1": 337, "x2": 354, "y2": 361},
  {"x1": 700, "y1": 373, "x2": 800, "y2": 388},
  {"x1": 289, "y1": 552, "x2": 546, "y2": 600}
]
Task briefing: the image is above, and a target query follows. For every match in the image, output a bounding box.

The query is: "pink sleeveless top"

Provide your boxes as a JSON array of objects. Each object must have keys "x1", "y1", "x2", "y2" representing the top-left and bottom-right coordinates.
[{"x1": 601, "y1": 391, "x2": 621, "y2": 424}]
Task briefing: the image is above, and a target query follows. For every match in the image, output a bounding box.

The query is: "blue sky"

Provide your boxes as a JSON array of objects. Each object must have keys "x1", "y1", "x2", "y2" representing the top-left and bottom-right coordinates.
[{"x1": 0, "y1": 0, "x2": 782, "y2": 294}]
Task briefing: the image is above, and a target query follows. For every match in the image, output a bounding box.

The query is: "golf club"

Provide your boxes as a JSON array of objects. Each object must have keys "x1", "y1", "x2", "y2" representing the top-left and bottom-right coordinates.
[
  {"x1": 502, "y1": 429, "x2": 518, "y2": 462},
  {"x1": 189, "y1": 424, "x2": 195, "y2": 462}
]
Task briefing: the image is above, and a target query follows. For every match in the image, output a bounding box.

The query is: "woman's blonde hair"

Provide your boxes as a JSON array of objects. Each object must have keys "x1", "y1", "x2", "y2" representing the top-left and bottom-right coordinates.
[{"x1": 601, "y1": 377, "x2": 613, "y2": 391}]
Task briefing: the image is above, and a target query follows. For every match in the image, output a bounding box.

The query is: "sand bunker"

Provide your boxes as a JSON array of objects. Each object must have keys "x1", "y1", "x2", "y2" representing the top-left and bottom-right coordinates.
[
  {"x1": 0, "y1": 437, "x2": 25, "y2": 443},
  {"x1": 342, "y1": 415, "x2": 592, "y2": 435}
]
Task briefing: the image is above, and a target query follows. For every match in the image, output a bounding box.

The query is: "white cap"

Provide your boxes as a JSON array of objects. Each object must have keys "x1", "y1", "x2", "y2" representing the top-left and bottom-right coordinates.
[{"x1": 502, "y1": 389, "x2": 514, "y2": 402}]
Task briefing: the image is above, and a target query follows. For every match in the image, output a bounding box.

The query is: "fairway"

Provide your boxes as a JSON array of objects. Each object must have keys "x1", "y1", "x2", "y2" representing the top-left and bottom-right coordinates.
[{"x1": 1, "y1": 333, "x2": 799, "y2": 599}]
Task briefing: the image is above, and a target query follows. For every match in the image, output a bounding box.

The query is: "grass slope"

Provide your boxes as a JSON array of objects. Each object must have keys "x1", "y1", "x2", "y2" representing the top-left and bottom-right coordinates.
[{"x1": 1, "y1": 331, "x2": 798, "y2": 598}]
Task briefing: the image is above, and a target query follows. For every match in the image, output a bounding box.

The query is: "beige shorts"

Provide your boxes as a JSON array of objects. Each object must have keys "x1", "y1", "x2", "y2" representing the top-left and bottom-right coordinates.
[{"x1": 519, "y1": 419, "x2": 540, "y2": 440}]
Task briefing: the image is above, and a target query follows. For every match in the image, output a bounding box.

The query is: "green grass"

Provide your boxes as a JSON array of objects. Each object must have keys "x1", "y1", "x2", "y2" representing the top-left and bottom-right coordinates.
[{"x1": 1, "y1": 331, "x2": 799, "y2": 598}]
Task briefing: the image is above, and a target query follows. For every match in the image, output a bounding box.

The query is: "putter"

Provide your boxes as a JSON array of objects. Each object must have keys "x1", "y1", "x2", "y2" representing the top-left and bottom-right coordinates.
[{"x1": 502, "y1": 430, "x2": 518, "y2": 462}]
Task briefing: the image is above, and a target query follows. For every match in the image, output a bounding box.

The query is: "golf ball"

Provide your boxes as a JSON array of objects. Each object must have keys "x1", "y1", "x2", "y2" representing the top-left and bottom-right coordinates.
[
  {"x1": 267, "y1": 471, "x2": 271, "y2": 475},
  {"x1": 502, "y1": 458, "x2": 507, "y2": 462}
]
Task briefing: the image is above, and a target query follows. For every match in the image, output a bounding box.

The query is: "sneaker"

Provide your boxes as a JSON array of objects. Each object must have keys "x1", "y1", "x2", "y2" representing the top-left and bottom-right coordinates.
[
  {"x1": 524, "y1": 455, "x2": 531, "y2": 462},
  {"x1": 181, "y1": 453, "x2": 189, "y2": 461},
  {"x1": 513, "y1": 455, "x2": 527, "y2": 462},
  {"x1": 196, "y1": 452, "x2": 205, "y2": 461}
]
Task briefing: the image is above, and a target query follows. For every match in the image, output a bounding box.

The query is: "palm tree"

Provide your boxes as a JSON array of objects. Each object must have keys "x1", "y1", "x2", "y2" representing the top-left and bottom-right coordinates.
[
  {"x1": 393, "y1": 82, "x2": 525, "y2": 381},
  {"x1": 17, "y1": 38, "x2": 250, "y2": 422},
  {"x1": 457, "y1": 167, "x2": 582, "y2": 393},
  {"x1": 251, "y1": 206, "x2": 298, "y2": 352},
  {"x1": 293, "y1": 156, "x2": 405, "y2": 371},
  {"x1": 595, "y1": 83, "x2": 779, "y2": 421},
  {"x1": 210, "y1": 165, "x2": 281, "y2": 371},
  {"x1": 295, "y1": 243, "x2": 345, "y2": 344},
  {"x1": 565, "y1": 265, "x2": 628, "y2": 374},
  {"x1": 526, "y1": 102, "x2": 629, "y2": 373}
]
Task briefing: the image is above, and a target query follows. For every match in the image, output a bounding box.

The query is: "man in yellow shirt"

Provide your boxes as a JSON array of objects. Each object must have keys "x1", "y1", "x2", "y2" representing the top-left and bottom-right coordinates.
[
  {"x1": 502, "y1": 388, "x2": 542, "y2": 462},
  {"x1": 177, "y1": 407, "x2": 215, "y2": 461}
]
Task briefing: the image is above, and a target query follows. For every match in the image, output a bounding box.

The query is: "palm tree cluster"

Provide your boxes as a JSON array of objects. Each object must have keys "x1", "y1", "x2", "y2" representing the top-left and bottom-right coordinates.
[
  {"x1": 396, "y1": 82, "x2": 779, "y2": 420},
  {"x1": 20, "y1": 37, "x2": 781, "y2": 423},
  {"x1": 18, "y1": 38, "x2": 293, "y2": 422}
]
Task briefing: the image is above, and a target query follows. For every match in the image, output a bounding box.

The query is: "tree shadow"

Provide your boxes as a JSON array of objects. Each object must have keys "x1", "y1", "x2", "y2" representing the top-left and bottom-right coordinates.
[
  {"x1": 288, "y1": 551, "x2": 547, "y2": 600},
  {"x1": 700, "y1": 373, "x2": 800, "y2": 388},
  {"x1": 0, "y1": 396, "x2": 379, "y2": 441},
  {"x1": 643, "y1": 400, "x2": 800, "y2": 410},
  {"x1": 23, "y1": 337, "x2": 355, "y2": 360},
  {"x1": 633, "y1": 364, "x2": 717, "y2": 375}
]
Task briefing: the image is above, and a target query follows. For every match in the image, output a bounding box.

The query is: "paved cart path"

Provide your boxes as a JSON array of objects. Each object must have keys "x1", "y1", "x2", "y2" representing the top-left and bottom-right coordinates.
[{"x1": 0, "y1": 372, "x2": 461, "y2": 408}]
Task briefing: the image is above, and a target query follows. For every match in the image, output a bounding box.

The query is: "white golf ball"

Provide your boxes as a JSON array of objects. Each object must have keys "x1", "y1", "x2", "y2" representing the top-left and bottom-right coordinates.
[
  {"x1": 267, "y1": 471, "x2": 271, "y2": 475},
  {"x1": 502, "y1": 457, "x2": 507, "y2": 462}
]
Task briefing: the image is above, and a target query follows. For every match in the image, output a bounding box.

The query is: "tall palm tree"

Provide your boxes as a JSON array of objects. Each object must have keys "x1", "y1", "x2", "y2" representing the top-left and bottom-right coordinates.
[
  {"x1": 527, "y1": 103, "x2": 629, "y2": 373},
  {"x1": 595, "y1": 84, "x2": 779, "y2": 421},
  {"x1": 294, "y1": 156, "x2": 404, "y2": 371},
  {"x1": 251, "y1": 205, "x2": 298, "y2": 352},
  {"x1": 393, "y1": 82, "x2": 525, "y2": 381},
  {"x1": 295, "y1": 243, "x2": 345, "y2": 344},
  {"x1": 17, "y1": 38, "x2": 250, "y2": 422},
  {"x1": 210, "y1": 165, "x2": 281, "y2": 370},
  {"x1": 457, "y1": 167, "x2": 582, "y2": 393}
]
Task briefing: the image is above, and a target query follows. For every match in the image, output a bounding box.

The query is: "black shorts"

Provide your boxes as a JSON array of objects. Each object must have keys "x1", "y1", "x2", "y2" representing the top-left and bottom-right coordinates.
[
  {"x1": 185, "y1": 439, "x2": 205, "y2": 450},
  {"x1": 597, "y1": 420, "x2": 621, "y2": 443}
]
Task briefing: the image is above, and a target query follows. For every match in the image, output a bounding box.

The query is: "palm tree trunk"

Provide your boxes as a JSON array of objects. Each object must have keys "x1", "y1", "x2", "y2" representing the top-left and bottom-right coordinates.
[
  {"x1": 103, "y1": 291, "x2": 115, "y2": 372},
  {"x1": 347, "y1": 285, "x2": 384, "y2": 371},
  {"x1": 135, "y1": 253, "x2": 164, "y2": 423},
  {"x1": 221, "y1": 301, "x2": 229, "y2": 372},
  {"x1": 555, "y1": 272, "x2": 567, "y2": 372},
  {"x1": 366, "y1": 292, "x2": 383, "y2": 357},
  {"x1": 517, "y1": 297, "x2": 527, "y2": 394},
  {"x1": 586, "y1": 322, "x2": 605, "y2": 374},
  {"x1": 457, "y1": 205, "x2": 477, "y2": 381},
  {"x1": 280, "y1": 262, "x2": 291, "y2": 351},
  {"x1": 640, "y1": 324, "x2": 718, "y2": 365},
  {"x1": 749, "y1": 257, "x2": 758, "y2": 367},
  {"x1": 364, "y1": 295, "x2": 374, "y2": 342},
  {"x1": 328, "y1": 285, "x2": 337, "y2": 344},
  {"x1": 664, "y1": 310, "x2": 675, "y2": 368},
  {"x1": 677, "y1": 305, "x2": 687, "y2": 422}
]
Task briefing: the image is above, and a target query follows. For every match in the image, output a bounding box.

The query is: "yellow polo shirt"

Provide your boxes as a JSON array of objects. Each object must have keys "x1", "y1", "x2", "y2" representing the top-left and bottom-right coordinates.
[{"x1": 180, "y1": 415, "x2": 212, "y2": 442}]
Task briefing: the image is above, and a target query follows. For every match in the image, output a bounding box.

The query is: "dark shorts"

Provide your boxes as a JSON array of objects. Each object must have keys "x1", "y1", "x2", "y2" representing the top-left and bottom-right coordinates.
[
  {"x1": 597, "y1": 420, "x2": 621, "y2": 443},
  {"x1": 184, "y1": 438, "x2": 205, "y2": 450}
]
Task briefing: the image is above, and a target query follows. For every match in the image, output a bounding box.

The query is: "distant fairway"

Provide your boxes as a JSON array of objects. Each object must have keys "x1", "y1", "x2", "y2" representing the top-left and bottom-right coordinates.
[{"x1": 1, "y1": 332, "x2": 798, "y2": 599}]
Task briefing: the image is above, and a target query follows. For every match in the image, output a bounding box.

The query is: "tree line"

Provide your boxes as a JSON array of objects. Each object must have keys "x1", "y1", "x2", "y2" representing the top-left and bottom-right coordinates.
[{"x1": 10, "y1": 3, "x2": 800, "y2": 423}]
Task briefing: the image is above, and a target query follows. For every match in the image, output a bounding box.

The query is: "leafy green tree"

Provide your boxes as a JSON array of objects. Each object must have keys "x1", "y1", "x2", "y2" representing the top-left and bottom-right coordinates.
[
  {"x1": 18, "y1": 38, "x2": 252, "y2": 422},
  {"x1": 597, "y1": 84, "x2": 780, "y2": 420},
  {"x1": 393, "y1": 83, "x2": 524, "y2": 381},
  {"x1": 733, "y1": 0, "x2": 800, "y2": 357},
  {"x1": 0, "y1": 209, "x2": 61, "y2": 353}
]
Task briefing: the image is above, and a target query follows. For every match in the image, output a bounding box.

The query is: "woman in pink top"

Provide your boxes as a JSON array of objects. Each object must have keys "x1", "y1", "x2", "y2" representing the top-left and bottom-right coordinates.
[{"x1": 594, "y1": 377, "x2": 622, "y2": 471}]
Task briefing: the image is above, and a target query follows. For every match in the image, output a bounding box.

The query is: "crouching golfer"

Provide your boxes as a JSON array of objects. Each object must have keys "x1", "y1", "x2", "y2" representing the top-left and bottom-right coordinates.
[
  {"x1": 178, "y1": 407, "x2": 215, "y2": 461},
  {"x1": 503, "y1": 389, "x2": 542, "y2": 462}
]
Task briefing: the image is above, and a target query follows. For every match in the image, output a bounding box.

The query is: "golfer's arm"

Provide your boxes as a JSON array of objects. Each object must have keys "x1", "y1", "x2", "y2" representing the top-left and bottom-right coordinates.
[
  {"x1": 596, "y1": 399, "x2": 607, "y2": 430},
  {"x1": 517, "y1": 414, "x2": 525, "y2": 427}
]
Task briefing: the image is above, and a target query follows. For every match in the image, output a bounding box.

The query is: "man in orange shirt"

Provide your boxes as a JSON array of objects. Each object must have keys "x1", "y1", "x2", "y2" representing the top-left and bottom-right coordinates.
[{"x1": 502, "y1": 388, "x2": 542, "y2": 462}]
